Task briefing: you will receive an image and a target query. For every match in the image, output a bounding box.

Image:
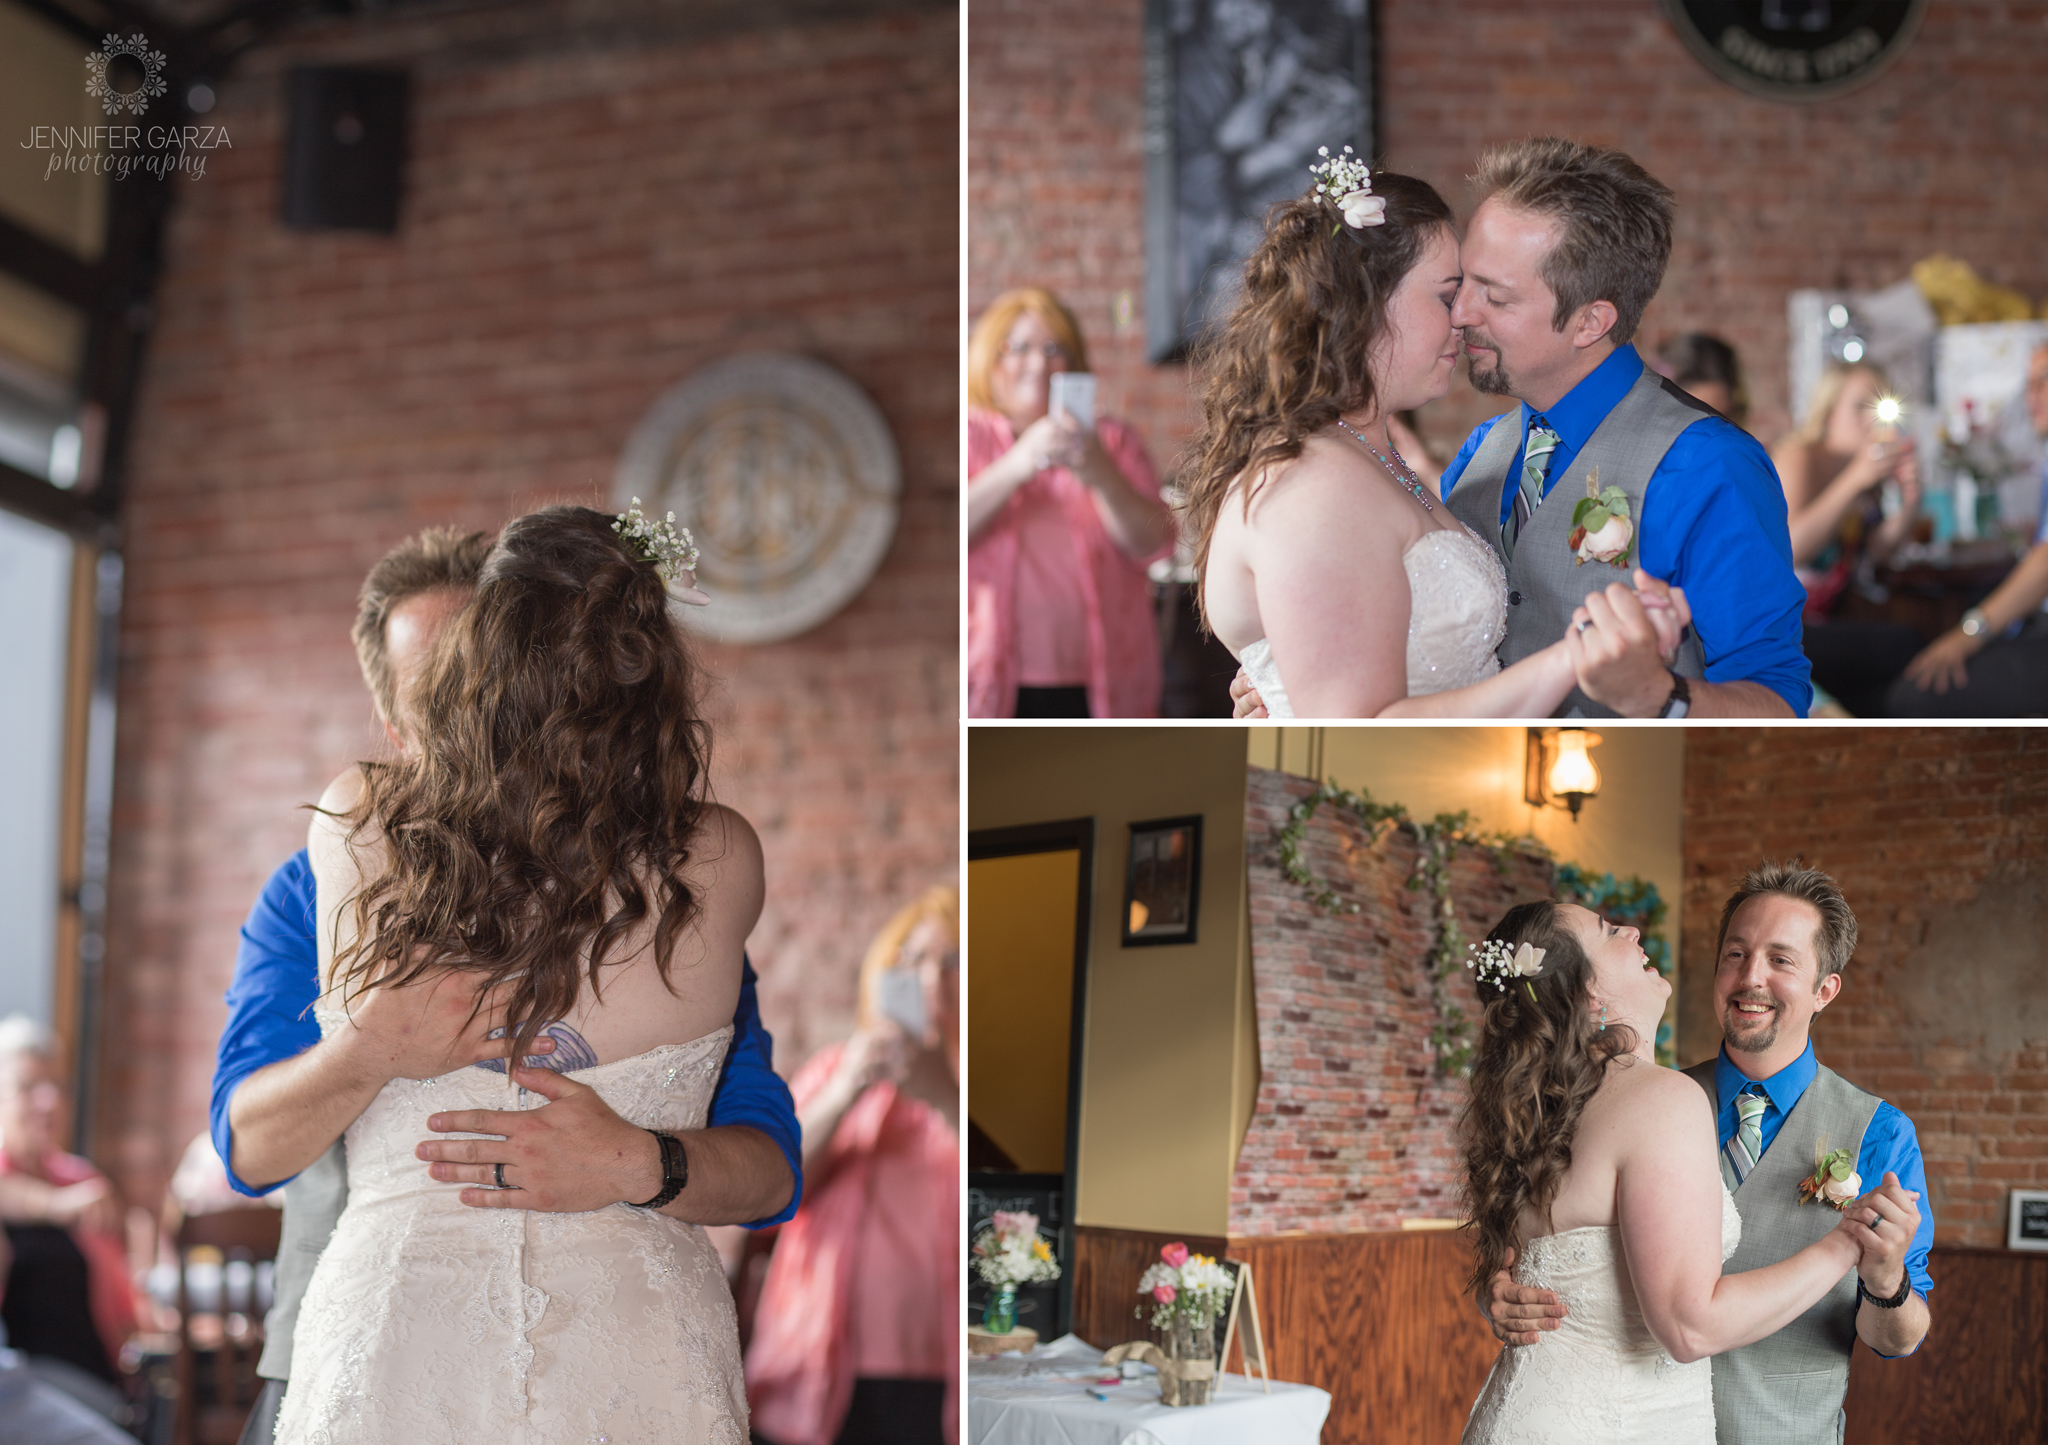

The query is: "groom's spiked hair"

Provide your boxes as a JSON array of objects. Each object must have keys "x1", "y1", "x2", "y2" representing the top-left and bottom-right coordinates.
[
  {"x1": 1715, "y1": 861, "x2": 1859, "y2": 984},
  {"x1": 1471, "y1": 137, "x2": 1674, "y2": 347}
]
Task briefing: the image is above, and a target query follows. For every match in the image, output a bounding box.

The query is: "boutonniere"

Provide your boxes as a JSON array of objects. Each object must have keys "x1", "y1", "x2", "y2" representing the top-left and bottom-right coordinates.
[
  {"x1": 1567, "y1": 467, "x2": 1636, "y2": 568},
  {"x1": 1796, "y1": 1138, "x2": 1862, "y2": 1211}
]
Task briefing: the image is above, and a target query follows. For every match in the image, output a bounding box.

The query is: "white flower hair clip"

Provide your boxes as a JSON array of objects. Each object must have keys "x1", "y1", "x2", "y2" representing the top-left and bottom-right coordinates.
[
  {"x1": 1468, "y1": 939, "x2": 1545, "y2": 1002},
  {"x1": 613, "y1": 498, "x2": 709, "y2": 606},
  {"x1": 1309, "y1": 145, "x2": 1386, "y2": 230}
]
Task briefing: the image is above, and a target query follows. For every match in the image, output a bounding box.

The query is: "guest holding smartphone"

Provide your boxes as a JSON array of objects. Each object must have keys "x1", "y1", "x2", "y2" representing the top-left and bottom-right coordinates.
[
  {"x1": 745, "y1": 888, "x2": 960, "y2": 1445},
  {"x1": 968, "y1": 288, "x2": 1175, "y2": 717}
]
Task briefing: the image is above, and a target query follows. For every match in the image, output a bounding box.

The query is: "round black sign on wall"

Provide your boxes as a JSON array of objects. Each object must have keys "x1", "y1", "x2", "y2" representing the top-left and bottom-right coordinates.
[{"x1": 1659, "y1": 0, "x2": 1928, "y2": 101}]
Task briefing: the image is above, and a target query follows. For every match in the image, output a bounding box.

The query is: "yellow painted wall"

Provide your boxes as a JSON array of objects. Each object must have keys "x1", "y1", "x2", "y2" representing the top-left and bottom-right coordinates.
[
  {"x1": 1247, "y1": 725, "x2": 1687, "y2": 1043},
  {"x1": 969, "y1": 728, "x2": 1252, "y2": 1237},
  {"x1": 966, "y1": 848, "x2": 1081, "y2": 1174}
]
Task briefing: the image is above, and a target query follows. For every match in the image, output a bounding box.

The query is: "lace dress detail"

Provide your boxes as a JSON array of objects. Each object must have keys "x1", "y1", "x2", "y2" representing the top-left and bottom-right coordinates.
[
  {"x1": 274, "y1": 990, "x2": 747, "y2": 1445},
  {"x1": 1461, "y1": 1187, "x2": 1742, "y2": 1444},
  {"x1": 1237, "y1": 528, "x2": 1505, "y2": 717}
]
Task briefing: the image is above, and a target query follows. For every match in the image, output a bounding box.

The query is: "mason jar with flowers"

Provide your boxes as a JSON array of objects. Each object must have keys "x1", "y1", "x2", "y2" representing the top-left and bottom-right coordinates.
[
  {"x1": 1133, "y1": 1243, "x2": 1235, "y2": 1406},
  {"x1": 970, "y1": 1210, "x2": 1060, "y2": 1334}
]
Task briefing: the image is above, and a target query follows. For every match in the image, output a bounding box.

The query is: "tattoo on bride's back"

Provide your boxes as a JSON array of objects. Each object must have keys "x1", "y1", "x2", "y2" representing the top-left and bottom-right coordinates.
[{"x1": 473, "y1": 1021, "x2": 600, "y2": 1073}]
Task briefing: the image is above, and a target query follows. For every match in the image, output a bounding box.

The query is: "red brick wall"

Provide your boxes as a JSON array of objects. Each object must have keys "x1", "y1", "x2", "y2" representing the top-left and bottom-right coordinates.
[
  {"x1": 1232, "y1": 767, "x2": 1554, "y2": 1236},
  {"x1": 1682, "y1": 728, "x2": 2048, "y2": 1248},
  {"x1": 971, "y1": 0, "x2": 2048, "y2": 472},
  {"x1": 96, "y1": 0, "x2": 958, "y2": 1203}
]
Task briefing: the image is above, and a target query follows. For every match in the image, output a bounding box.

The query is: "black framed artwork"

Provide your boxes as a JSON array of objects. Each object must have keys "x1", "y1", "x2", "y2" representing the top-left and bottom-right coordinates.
[
  {"x1": 1122, "y1": 815, "x2": 1203, "y2": 947},
  {"x1": 1143, "y1": 0, "x2": 1374, "y2": 363}
]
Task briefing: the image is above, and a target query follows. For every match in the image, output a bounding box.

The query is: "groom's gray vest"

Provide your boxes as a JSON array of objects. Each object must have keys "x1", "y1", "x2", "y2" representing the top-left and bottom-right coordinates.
[
  {"x1": 255, "y1": 1140, "x2": 347, "y2": 1380},
  {"x1": 1683, "y1": 1059, "x2": 1882, "y2": 1445},
  {"x1": 1445, "y1": 370, "x2": 1712, "y2": 716}
]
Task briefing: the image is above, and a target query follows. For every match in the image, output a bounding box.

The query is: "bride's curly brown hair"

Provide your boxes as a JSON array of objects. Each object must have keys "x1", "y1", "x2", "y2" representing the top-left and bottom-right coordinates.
[
  {"x1": 1180, "y1": 172, "x2": 1455, "y2": 626},
  {"x1": 334, "y1": 504, "x2": 713, "y2": 1067},
  {"x1": 1459, "y1": 900, "x2": 1638, "y2": 1296}
]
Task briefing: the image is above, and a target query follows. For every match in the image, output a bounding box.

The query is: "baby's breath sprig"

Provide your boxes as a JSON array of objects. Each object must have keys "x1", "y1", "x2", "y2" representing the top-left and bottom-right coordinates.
[
  {"x1": 1308, "y1": 145, "x2": 1385, "y2": 230},
  {"x1": 1467, "y1": 938, "x2": 1544, "y2": 1003},
  {"x1": 613, "y1": 497, "x2": 700, "y2": 586}
]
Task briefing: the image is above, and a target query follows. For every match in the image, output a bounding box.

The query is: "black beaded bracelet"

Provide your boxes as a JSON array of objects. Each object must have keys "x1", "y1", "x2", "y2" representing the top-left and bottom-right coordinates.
[
  {"x1": 630, "y1": 1130, "x2": 688, "y2": 1210},
  {"x1": 1857, "y1": 1273, "x2": 1912, "y2": 1310}
]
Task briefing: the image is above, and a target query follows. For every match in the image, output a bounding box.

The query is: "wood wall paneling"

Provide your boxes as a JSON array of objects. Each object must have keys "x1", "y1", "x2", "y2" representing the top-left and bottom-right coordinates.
[{"x1": 1077, "y1": 1230, "x2": 2048, "y2": 1445}]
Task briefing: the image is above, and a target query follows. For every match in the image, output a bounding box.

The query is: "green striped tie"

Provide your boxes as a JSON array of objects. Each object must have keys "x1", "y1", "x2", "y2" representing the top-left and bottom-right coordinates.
[
  {"x1": 1504, "y1": 420, "x2": 1560, "y2": 560},
  {"x1": 1721, "y1": 1088, "x2": 1769, "y2": 1191}
]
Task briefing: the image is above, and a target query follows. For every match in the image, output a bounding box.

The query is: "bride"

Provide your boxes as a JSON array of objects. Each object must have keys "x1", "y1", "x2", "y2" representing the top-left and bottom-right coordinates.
[
  {"x1": 277, "y1": 505, "x2": 755, "y2": 1443},
  {"x1": 1457, "y1": 902, "x2": 1884, "y2": 1443},
  {"x1": 1186, "y1": 160, "x2": 1682, "y2": 717}
]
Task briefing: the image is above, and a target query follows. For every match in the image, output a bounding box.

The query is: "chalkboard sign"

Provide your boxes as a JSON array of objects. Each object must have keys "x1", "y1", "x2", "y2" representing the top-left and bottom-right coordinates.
[
  {"x1": 1658, "y1": 0, "x2": 1927, "y2": 102},
  {"x1": 2010, "y1": 1189, "x2": 2048, "y2": 1253},
  {"x1": 1143, "y1": 0, "x2": 1372, "y2": 362}
]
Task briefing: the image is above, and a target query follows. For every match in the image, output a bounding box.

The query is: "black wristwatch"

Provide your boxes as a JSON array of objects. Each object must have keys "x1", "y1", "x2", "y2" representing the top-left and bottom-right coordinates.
[
  {"x1": 630, "y1": 1130, "x2": 689, "y2": 1210},
  {"x1": 1857, "y1": 1273, "x2": 1912, "y2": 1310},
  {"x1": 1656, "y1": 670, "x2": 1691, "y2": 719}
]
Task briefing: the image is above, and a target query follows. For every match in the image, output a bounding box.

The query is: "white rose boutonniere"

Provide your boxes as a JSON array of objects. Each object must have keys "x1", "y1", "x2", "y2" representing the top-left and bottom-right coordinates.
[
  {"x1": 1567, "y1": 469, "x2": 1637, "y2": 569},
  {"x1": 1797, "y1": 1143, "x2": 1861, "y2": 1211}
]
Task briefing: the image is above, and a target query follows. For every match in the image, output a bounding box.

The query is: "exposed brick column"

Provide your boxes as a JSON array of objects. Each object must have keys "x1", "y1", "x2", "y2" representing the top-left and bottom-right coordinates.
[{"x1": 1232, "y1": 767, "x2": 1554, "y2": 1236}]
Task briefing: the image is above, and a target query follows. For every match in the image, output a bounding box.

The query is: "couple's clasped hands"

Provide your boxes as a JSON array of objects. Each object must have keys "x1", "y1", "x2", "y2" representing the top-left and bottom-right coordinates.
[
  {"x1": 1232, "y1": 569, "x2": 1694, "y2": 719},
  {"x1": 1483, "y1": 1172, "x2": 1922, "y2": 1347}
]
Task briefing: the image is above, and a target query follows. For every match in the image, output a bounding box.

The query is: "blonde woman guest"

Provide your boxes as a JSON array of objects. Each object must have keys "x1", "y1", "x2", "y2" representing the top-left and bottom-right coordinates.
[
  {"x1": 746, "y1": 888, "x2": 959, "y2": 1445},
  {"x1": 1772, "y1": 362, "x2": 1922, "y2": 580},
  {"x1": 1773, "y1": 361, "x2": 1927, "y2": 714},
  {"x1": 968, "y1": 289, "x2": 1175, "y2": 717}
]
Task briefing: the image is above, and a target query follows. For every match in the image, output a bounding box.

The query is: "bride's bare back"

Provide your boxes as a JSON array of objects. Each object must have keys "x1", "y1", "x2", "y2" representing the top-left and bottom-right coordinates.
[{"x1": 310, "y1": 766, "x2": 757, "y2": 1072}]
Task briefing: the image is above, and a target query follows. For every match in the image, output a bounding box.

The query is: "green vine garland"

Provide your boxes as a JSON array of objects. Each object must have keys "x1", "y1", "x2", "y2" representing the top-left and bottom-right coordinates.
[
  {"x1": 1274, "y1": 781, "x2": 1674, "y2": 1074},
  {"x1": 1276, "y1": 782, "x2": 1546, "y2": 1076}
]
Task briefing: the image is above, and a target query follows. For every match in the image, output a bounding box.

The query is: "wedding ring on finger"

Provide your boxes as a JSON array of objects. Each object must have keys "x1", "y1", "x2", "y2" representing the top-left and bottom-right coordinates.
[
  {"x1": 494, "y1": 1161, "x2": 509, "y2": 1190},
  {"x1": 1575, "y1": 617, "x2": 1594, "y2": 634}
]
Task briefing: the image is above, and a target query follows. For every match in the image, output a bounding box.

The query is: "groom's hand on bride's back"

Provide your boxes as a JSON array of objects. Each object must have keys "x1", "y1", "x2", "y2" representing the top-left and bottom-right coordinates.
[
  {"x1": 1482, "y1": 1247, "x2": 1566, "y2": 1346},
  {"x1": 338, "y1": 971, "x2": 554, "y2": 1084}
]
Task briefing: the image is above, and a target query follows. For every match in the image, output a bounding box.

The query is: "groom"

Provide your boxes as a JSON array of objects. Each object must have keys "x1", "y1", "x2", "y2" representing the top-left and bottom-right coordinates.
[
  {"x1": 1439, "y1": 137, "x2": 1809, "y2": 718},
  {"x1": 1487, "y1": 863, "x2": 1932, "y2": 1443},
  {"x1": 211, "y1": 526, "x2": 801, "y2": 1443}
]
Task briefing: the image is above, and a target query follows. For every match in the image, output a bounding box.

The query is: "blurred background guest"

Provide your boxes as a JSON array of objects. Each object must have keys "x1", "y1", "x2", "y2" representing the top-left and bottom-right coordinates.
[
  {"x1": 1655, "y1": 331, "x2": 1750, "y2": 429},
  {"x1": 0, "y1": 1019, "x2": 138, "y2": 1425},
  {"x1": 1887, "y1": 340, "x2": 2048, "y2": 715},
  {"x1": 968, "y1": 289, "x2": 1175, "y2": 718},
  {"x1": 1772, "y1": 360, "x2": 1929, "y2": 715},
  {"x1": 745, "y1": 888, "x2": 960, "y2": 1445}
]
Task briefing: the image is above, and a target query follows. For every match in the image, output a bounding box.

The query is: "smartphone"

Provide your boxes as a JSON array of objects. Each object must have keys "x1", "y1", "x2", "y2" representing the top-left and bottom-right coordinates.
[
  {"x1": 877, "y1": 967, "x2": 927, "y2": 1037},
  {"x1": 1049, "y1": 371, "x2": 1097, "y2": 431}
]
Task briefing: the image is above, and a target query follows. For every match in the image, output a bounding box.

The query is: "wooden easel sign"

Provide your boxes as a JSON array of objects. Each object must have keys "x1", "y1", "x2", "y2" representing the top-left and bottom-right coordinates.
[{"x1": 1217, "y1": 1259, "x2": 1270, "y2": 1392}]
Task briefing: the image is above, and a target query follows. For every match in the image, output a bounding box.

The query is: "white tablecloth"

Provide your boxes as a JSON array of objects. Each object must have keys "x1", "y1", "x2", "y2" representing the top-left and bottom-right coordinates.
[{"x1": 967, "y1": 1336, "x2": 1331, "y2": 1445}]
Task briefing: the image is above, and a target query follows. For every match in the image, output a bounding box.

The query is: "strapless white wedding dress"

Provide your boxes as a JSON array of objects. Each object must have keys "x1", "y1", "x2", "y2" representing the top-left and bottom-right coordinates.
[
  {"x1": 275, "y1": 996, "x2": 748, "y2": 1445},
  {"x1": 1238, "y1": 528, "x2": 1506, "y2": 717},
  {"x1": 1461, "y1": 1186, "x2": 1742, "y2": 1444}
]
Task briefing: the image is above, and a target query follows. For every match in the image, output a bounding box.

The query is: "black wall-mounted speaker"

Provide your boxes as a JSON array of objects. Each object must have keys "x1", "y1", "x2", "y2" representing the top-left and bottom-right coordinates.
[{"x1": 281, "y1": 67, "x2": 409, "y2": 233}]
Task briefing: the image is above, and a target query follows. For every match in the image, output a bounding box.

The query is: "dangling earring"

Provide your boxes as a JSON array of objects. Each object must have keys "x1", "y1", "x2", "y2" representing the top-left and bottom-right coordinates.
[{"x1": 1596, "y1": 1004, "x2": 1607, "y2": 1033}]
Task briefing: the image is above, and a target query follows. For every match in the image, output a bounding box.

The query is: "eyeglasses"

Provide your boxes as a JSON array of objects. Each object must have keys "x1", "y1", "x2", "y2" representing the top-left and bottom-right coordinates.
[{"x1": 1002, "y1": 342, "x2": 1070, "y2": 363}]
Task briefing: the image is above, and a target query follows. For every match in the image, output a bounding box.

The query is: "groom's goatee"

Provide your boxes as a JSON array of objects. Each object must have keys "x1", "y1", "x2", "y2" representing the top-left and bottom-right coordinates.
[{"x1": 1468, "y1": 353, "x2": 1516, "y2": 396}]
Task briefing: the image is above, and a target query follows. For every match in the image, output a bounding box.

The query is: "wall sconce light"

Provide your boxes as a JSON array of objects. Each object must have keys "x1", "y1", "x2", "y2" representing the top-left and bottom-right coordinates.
[{"x1": 1525, "y1": 727, "x2": 1602, "y2": 822}]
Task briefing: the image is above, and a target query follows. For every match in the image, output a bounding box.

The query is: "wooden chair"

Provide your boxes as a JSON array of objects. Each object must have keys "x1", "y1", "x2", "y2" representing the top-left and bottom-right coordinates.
[{"x1": 168, "y1": 1204, "x2": 282, "y2": 1445}]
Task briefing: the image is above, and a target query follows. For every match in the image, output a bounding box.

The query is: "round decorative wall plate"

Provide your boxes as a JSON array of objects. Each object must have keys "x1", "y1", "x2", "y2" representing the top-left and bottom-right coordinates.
[
  {"x1": 1659, "y1": 0, "x2": 1927, "y2": 101},
  {"x1": 612, "y1": 353, "x2": 901, "y2": 646}
]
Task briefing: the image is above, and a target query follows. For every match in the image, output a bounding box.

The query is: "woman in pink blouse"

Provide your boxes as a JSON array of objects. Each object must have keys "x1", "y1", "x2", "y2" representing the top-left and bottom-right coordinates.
[
  {"x1": 745, "y1": 888, "x2": 959, "y2": 1445},
  {"x1": 968, "y1": 288, "x2": 1176, "y2": 717}
]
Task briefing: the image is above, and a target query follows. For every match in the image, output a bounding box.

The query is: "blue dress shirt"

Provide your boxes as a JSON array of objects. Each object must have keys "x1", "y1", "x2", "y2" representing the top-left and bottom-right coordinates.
[
  {"x1": 1710, "y1": 1041, "x2": 1933, "y2": 1349},
  {"x1": 1441, "y1": 345, "x2": 1813, "y2": 715},
  {"x1": 209, "y1": 849, "x2": 802, "y2": 1227}
]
